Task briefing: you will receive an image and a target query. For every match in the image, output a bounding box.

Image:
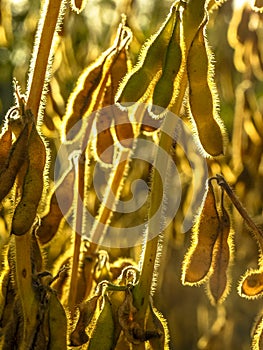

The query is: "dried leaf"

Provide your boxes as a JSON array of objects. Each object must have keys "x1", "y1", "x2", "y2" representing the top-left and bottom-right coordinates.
[{"x1": 70, "y1": 295, "x2": 100, "y2": 346}]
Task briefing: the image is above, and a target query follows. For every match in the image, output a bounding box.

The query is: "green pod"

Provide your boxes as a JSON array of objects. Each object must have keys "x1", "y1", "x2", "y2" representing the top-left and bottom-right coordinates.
[
  {"x1": 151, "y1": 10, "x2": 182, "y2": 116},
  {"x1": 116, "y1": 2, "x2": 179, "y2": 105},
  {"x1": 182, "y1": 0, "x2": 207, "y2": 52},
  {"x1": 87, "y1": 296, "x2": 115, "y2": 350},
  {"x1": 12, "y1": 123, "x2": 46, "y2": 235},
  {"x1": 48, "y1": 293, "x2": 68, "y2": 350}
]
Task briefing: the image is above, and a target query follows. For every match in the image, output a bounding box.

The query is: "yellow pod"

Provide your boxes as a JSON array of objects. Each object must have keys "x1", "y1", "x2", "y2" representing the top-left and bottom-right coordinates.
[
  {"x1": 239, "y1": 269, "x2": 263, "y2": 299},
  {"x1": 63, "y1": 24, "x2": 131, "y2": 141},
  {"x1": 182, "y1": 183, "x2": 220, "y2": 285},
  {"x1": 207, "y1": 204, "x2": 232, "y2": 305},
  {"x1": 37, "y1": 164, "x2": 75, "y2": 244},
  {"x1": 116, "y1": 2, "x2": 179, "y2": 105},
  {"x1": 151, "y1": 10, "x2": 182, "y2": 116},
  {"x1": 0, "y1": 123, "x2": 29, "y2": 202},
  {"x1": 87, "y1": 296, "x2": 115, "y2": 350},
  {"x1": 12, "y1": 123, "x2": 46, "y2": 236},
  {"x1": 63, "y1": 57, "x2": 106, "y2": 141},
  {"x1": 187, "y1": 22, "x2": 224, "y2": 156}
]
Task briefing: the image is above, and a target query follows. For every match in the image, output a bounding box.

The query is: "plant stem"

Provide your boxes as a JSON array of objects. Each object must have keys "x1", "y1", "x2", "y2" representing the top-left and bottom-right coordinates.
[
  {"x1": 68, "y1": 152, "x2": 85, "y2": 313},
  {"x1": 133, "y1": 69, "x2": 188, "y2": 324},
  {"x1": 215, "y1": 174, "x2": 263, "y2": 251},
  {"x1": 26, "y1": 0, "x2": 65, "y2": 120},
  {"x1": 15, "y1": 234, "x2": 38, "y2": 349},
  {"x1": 89, "y1": 149, "x2": 131, "y2": 249}
]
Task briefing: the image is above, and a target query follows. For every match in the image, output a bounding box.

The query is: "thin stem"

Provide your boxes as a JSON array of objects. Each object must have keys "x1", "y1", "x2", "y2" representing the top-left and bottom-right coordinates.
[
  {"x1": 215, "y1": 174, "x2": 263, "y2": 250},
  {"x1": 89, "y1": 149, "x2": 131, "y2": 249},
  {"x1": 68, "y1": 152, "x2": 85, "y2": 313},
  {"x1": 133, "y1": 68, "x2": 188, "y2": 324},
  {"x1": 26, "y1": 0, "x2": 64, "y2": 120}
]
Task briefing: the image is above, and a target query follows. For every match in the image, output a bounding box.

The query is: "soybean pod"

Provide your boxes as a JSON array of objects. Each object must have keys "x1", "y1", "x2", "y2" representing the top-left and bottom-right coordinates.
[
  {"x1": 182, "y1": 183, "x2": 220, "y2": 285},
  {"x1": 0, "y1": 123, "x2": 29, "y2": 202},
  {"x1": 0, "y1": 126, "x2": 12, "y2": 171},
  {"x1": 87, "y1": 296, "x2": 115, "y2": 350},
  {"x1": 116, "y1": 2, "x2": 179, "y2": 105},
  {"x1": 182, "y1": 0, "x2": 207, "y2": 52},
  {"x1": 12, "y1": 122, "x2": 46, "y2": 236},
  {"x1": 151, "y1": 9, "x2": 182, "y2": 116},
  {"x1": 187, "y1": 21, "x2": 224, "y2": 156},
  {"x1": 48, "y1": 293, "x2": 68, "y2": 349},
  {"x1": 208, "y1": 201, "x2": 232, "y2": 304}
]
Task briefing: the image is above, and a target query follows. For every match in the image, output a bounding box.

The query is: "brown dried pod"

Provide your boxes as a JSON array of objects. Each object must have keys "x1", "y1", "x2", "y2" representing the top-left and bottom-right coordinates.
[{"x1": 70, "y1": 295, "x2": 100, "y2": 346}]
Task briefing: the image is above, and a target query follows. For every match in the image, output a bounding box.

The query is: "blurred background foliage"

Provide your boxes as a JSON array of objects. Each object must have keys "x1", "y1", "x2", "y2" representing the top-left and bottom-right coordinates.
[{"x1": 1, "y1": 0, "x2": 263, "y2": 349}]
